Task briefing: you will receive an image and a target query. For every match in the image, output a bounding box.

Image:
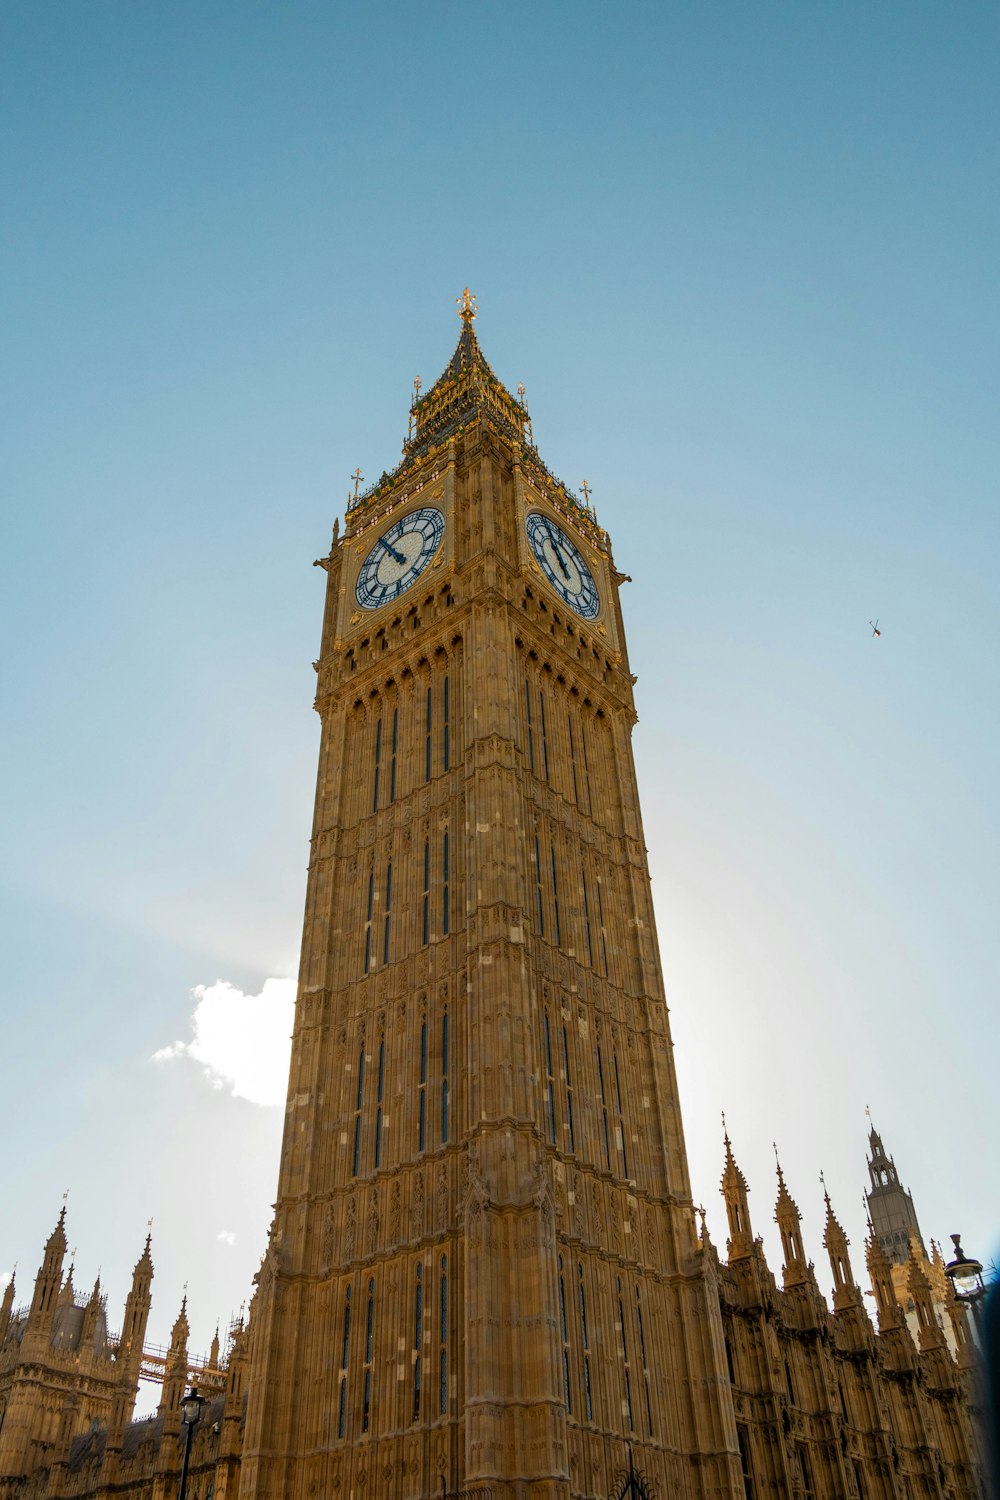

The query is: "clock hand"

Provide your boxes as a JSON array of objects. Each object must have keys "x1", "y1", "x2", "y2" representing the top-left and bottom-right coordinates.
[
  {"x1": 548, "y1": 531, "x2": 572, "y2": 580},
  {"x1": 381, "y1": 539, "x2": 408, "y2": 566}
]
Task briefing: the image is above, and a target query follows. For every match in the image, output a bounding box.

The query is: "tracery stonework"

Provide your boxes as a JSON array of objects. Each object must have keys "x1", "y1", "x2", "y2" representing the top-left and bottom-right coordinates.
[{"x1": 0, "y1": 301, "x2": 986, "y2": 1500}]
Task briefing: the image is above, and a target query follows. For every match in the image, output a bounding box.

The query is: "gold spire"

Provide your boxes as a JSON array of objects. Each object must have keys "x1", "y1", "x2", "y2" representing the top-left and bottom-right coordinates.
[{"x1": 456, "y1": 286, "x2": 478, "y2": 324}]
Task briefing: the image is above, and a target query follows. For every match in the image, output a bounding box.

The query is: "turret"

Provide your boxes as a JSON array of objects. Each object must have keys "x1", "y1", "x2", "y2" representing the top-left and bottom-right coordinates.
[
  {"x1": 822, "y1": 1183, "x2": 862, "y2": 1312},
  {"x1": 721, "y1": 1122, "x2": 754, "y2": 1260},
  {"x1": 27, "y1": 1206, "x2": 67, "y2": 1334},
  {"x1": 865, "y1": 1120, "x2": 924, "y2": 1265},
  {"x1": 0, "y1": 1272, "x2": 15, "y2": 1343},
  {"x1": 907, "y1": 1246, "x2": 947, "y2": 1354},
  {"x1": 773, "y1": 1155, "x2": 809, "y2": 1288},
  {"x1": 79, "y1": 1274, "x2": 105, "y2": 1352},
  {"x1": 119, "y1": 1232, "x2": 153, "y2": 1365},
  {"x1": 865, "y1": 1222, "x2": 902, "y2": 1333},
  {"x1": 158, "y1": 1294, "x2": 190, "y2": 1425}
]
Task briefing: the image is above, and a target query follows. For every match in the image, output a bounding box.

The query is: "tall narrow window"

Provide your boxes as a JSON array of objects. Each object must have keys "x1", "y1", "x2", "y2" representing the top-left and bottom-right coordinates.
[
  {"x1": 442, "y1": 832, "x2": 450, "y2": 936},
  {"x1": 597, "y1": 1045, "x2": 612, "y2": 1169},
  {"x1": 443, "y1": 675, "x2": 450, "y2": 772},
  {"x1": 418, "y1": 1018, "x2": 427, "y2": 1151},
  {"x1": 362, "y1": 1279, "x2": 374, "y2": 1432},
  {"x1": 422, "y1": 841, "x2": 430, "y2": 944},
  {"x1": 613, "y1": 1050, "x2": 629, "y2": 1179},
  {"x1": 352, "y1": 1048, "x2": 365, "y2": 1177},
  {"x1": 413, "y1": 1264, "x2": 423, "y2": 1421},
  {"x1": 441, "y1": 1012, "x2": 449, "y2": 1144},
  {"x1": 524, "y1": 679, "x2": 535, "y2": 771},
  {"x1": 568, "y1": 716, "x2": 579, "y2": 803},
  {"x1": 551, "y1": 846, "x2": 561, "y2": 946},
  {"x1": 382, "y1": 861, "x2": 392, "y2": 964},
  {"x1": 582, "y1": 868, "x2": 594, "y2": 967},
  {"x1": 372, "y1": 717, "x2": 382, "y2": 813},
  {"x1": 738, "y1": 1428, "x2": 756, "y2": 1500},
  {"x1": 618, "y1": 1278, "x2": 634, "y2": 1431},
  {"x1": 579, "y1": 1264, "x2": 593, "y2": 1421},
  {"x1": 534, "y1": 836, "x2": 544, "y2": 934},
  {"x1": 539, "y1": 689, "x2": 550, "y2": 783},
  {"x1": 562, "y1": 1024, "x2": 575, "y2": 1152},
  {"x1": 439, "y1": 1255, "x2": 448, "y2": 1415},
  {"x1": 363, "y1": 870, "x2": 374, "y2": 975},
  {"x1": 390, "y1": 707, "x2": 398, "y2": 802},
  {"x1": 596, "y1": 877, "x2": 609, "y2": 975},
  {"x1": 374, "y1": 1038, "x2": 385, "y2": 1169},
  {"x1": 580, "y1": 720, "x2": 592, "y2": 814},
  {"x1": 338, "y1": 1285, "x2": 352, "y2": 1438},
  {"x1": 543, "y1": 1013, "x2": 556, "y2": 1143},
  {"x1": 425, "y1": 686, "x2": 432, "y2": 782},
  {"x1": 636, "y1": 1286, "x2": 653, "y2": 1436},
  {"x1": 559, "y1": 1258, "x2": 572, "y2": 1413}
]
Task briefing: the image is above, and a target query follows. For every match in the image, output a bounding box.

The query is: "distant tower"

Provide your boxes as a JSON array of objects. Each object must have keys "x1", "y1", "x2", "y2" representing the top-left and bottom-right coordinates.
[{"x1": 865, "y1": 1123, "x2": 924, "y2": 1265}]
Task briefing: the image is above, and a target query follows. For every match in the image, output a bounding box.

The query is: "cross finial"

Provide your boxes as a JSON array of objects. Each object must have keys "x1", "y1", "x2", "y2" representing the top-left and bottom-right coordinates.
[
  {"x1": 580, "y1": 480, "x2": 592, "y2": 507},
  {"x1": 350, "y1": 467, "x2": 364, "y2": 502},
  {"x1": 413, "y1": 376, "x2": 422, "y2": 401},
  {"x1": 517, "y1": 382, "x2": 526, "y2": 405},
  {"x1": 457, "y1": 287, "x2": 478, "y2": 323}
]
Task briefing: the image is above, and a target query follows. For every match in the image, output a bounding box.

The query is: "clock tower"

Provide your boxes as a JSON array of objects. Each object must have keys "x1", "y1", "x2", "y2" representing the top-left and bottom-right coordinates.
[{"x1": 238, "y1": 296, "x2": 741, "y2": 1500}]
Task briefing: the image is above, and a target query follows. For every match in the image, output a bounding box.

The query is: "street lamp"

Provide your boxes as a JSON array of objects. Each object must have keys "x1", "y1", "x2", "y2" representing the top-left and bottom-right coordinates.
[
  {"x1": 178, "y1": 1385, "x2": 205, "y2": 1500},
  {"x1": 944, "y1": 1233, "x2": 987, "y2": 1340}
]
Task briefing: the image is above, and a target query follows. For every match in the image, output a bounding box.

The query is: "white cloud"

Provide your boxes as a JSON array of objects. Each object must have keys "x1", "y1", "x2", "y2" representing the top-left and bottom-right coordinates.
[
  {"x1": 0, "y1": 1271, "x2": 11, "y2": 1291},
  {"x1": 216, "y1": 1230, "x2": 236, "y2": 1246},
  {"x1": 153, "y1": 977, "x2": 295, "y2": 1107}
]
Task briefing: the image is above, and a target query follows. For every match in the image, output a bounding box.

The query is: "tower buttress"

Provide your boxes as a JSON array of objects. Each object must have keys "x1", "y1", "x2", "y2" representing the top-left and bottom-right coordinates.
[
  {"x1": 822, "y1": 1185, "x2": 862, "y2": 1311},
  {"x1": 721, "y1": 1126, "x2": 754, "y2": 1260},
  {"x1": 109, "y1": 1232, "x2": 154, "y2": 1440},
  {"x1": 26, "y1": 1206, "x2": 67, "y2": 1337},
  {"x1": 773, "y1": 1157, "x2": 809, "y2": 1288},
  {"x1": 865, "y1": 1223, "x2": 902, "y2": 1333}
]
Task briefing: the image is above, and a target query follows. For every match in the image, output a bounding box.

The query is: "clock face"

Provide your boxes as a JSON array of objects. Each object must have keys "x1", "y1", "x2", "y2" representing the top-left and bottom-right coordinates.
[
  {"x1": 525, "y1": 511, "x2": 600, "y2": 619},
  {"x1": 355, "y1": 507, "x2": 445, "y2": 610}
]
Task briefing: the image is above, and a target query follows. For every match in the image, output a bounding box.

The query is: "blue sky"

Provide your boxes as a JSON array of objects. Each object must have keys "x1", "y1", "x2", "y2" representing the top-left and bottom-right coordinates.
[{"x1": 2, "y1": 2, "x2": 998, "y2": 1377}]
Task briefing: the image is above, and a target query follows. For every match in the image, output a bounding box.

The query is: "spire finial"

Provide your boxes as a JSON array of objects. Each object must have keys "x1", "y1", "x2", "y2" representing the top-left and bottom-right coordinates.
[
  {"x1": 457, "y1": 287, "x2": 478, "y2": 324},
  {"x1": 721, "y1": 1109, "x2": 729, "y2": 1145},
  {"x1": 349, "y1": 468, "x2": 364, "y2": 504},
  {"x1": 819, "y1": 1168, "x2": 831, "y2": 1209}
]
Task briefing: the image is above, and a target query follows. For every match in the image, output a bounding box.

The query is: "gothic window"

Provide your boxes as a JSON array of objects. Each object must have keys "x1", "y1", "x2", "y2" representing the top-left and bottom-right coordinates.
[
  {"x1": 418, "y1": 1018, "x2": 427, "y2": 1152},
  {"x1": 372, "y1": 716, "x2": 382, "y2": 813},
  {"x1": 382, "y1": 861, "x2": 392, "y2": 964},
  {"x1": 796, "y1": 1445, "x2": 813, "y2": 1500},
  {"x1": 568, "y1": 715, "x2": 579, "y2": 803},
  {"x1": 578, "y1": 1263, "x2": 593, "y2": 1421},
  {"x1": 443, "y1": 675, "x2": 450, "y2": 772},
  {"x1": 441, "y1": 1012, "x2": 449, "y2": 1144},
  {"x1": 596, "y1": 1044, "x2": 612, "y2": 1170},
  {"x1": 533, "y1": 835, "x2": 544, "y2": 934},
  {"x1": 390, "y1": 707, "x2": 398, "y2": 802},
  {"x1": 439, "y1": 1255, "x2": 448, "y2": 1414},
  {"x1": 551, "y1": 846, "x2": 562, "y2": 946},
  {"x1": 582, "y1": 866, "x2": 594, "y2": 967},
  {"x1": 363, "y1": 870, "x2": 374, "y2": 975},
  {"x1": 579, "y1": 717, "x2": 592, "y2": 813},
  {"x1": 352, "y1": 1048, "x2": 365, "y2": 1177},
  {"x1": 737, "y1": 1426, "x2": 755, "y2": 1500},
  {"x1": 524, "y1": 679, "x2": 535, "y2": 771},
  {"x1": 422, "y1": 841, "x2": 430, "y2": 945},
  {"x1": 362, "y1": 1279, "x2": 374, "y2": 1432},
  {"x1": 425, "y1": 686, "x2": 432, "y2": 782},
  {"x1": 338, "y1": 1285, "x2": 352, "y2": 1438},
  {"x1": 442, "y1": 832, "x2": 450, "y2": 936},
  {"x1": 412, "y1": 1264, "x2": 423, "y2": 1421},
  {"x1": 543, "y1": 1013, "x2": 556, "y2": 1143},
  {"x1": 562, "y1": 1024, "x2": 575, "y2": 1153},
  {"x1": 558, "y1": 1258, "x2": 571, "y2": 1413},
  {"x1": 635, "y1": 1286, "x2": 653, "y2": 1435},
  {"x1": 617, "y1": 1278, "x2": 634, "y2": 1431},
  {"x1": 596, "y1": 876, "x2": 609, "y2": 975},
  {"x1": 374, "y1": 1038, "x2": 385, "y2": 1169},
  {"x1": 613, "y1": 1050, "x2": 629, "y2": 1179},
  {"x1": 539, "y1": 688, "x2": 550, "y2": 783}
]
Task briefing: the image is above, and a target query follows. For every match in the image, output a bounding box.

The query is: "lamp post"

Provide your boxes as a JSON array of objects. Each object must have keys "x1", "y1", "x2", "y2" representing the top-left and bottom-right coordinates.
[
  {"x1": 944, "y1": 1233, "x2": 987, "y2": 1341},
  {"x1": 178, "y1": 1385, "x2": 205, "y2": 1500}
]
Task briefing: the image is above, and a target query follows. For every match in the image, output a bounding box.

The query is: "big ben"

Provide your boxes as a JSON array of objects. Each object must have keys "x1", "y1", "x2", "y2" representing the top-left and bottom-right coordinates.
[{"x1": 238, "y1": 294, "x2": 741, "y2": 1500}]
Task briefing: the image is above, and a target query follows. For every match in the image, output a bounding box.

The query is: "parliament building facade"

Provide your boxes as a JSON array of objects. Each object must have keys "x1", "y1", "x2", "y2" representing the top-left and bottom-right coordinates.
[{"x1": 0, "y1": 301, "x2": 986, "y2": 1500}]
